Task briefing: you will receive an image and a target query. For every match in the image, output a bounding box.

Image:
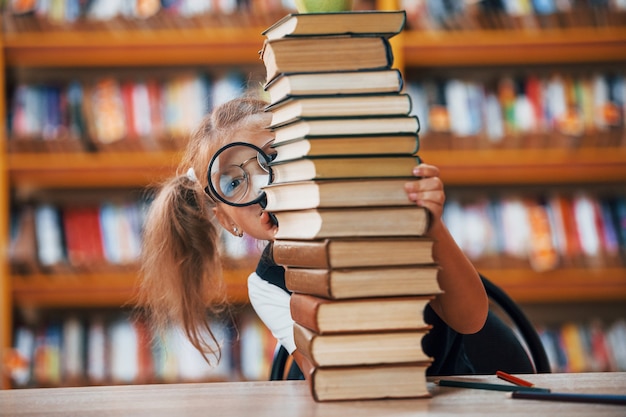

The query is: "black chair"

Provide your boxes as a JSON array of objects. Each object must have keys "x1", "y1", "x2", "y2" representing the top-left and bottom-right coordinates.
[
  {"x1": 270, "y1": 344, "x2": 298, "y2": 381},
  {"x1": 269, "y1": 274, "x2": 551, "y2": 380},
  {"x1": 464, "y1": 274, "x2": 551, "y2": 375}
]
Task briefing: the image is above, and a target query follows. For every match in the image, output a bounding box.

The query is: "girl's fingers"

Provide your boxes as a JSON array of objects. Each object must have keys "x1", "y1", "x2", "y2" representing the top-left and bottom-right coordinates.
[
  {"x1": 405, "y1": 167, "x2": 446, "y2": 220},
  {"x1": 406, "y1": 189, "x2": 445, "y2": 206},
  {"x1": 404, "y1": 176, "x2": 444, "y2": 195},
  {"x1": 412, "y1": 163, "x2": 440, "y2": 178}
]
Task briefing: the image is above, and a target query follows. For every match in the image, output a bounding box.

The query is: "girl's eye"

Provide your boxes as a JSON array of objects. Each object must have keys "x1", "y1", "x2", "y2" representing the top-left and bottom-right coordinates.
[{"x1": 220, "y1": 173, "x2": 246, "y2": 199}]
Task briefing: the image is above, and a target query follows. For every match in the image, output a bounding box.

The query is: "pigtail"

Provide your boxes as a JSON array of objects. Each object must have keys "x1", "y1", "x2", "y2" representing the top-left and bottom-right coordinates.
[
  {"x1": 136, "y1": 96, "x2": 271, "y2": 366},
  {"x1": 137, "y1": 173, "x2": 225, "y2": 364}
]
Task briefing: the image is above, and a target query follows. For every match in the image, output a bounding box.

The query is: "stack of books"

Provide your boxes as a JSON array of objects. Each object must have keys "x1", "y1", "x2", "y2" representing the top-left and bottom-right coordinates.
[{"x1": 259, "y1": 10, "x2": 440, "y2": 402}]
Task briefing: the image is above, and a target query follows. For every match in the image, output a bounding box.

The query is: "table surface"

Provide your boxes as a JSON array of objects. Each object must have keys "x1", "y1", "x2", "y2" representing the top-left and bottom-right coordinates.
[{"x1": 0, "y1": 372, "x2": 625, "y2": 417}]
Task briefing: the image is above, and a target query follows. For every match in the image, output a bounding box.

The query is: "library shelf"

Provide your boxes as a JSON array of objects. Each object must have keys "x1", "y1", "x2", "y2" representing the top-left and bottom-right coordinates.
[
  {"x1": 484, "y1": 267, "x2": 626, "y2": 303},
  {"x1": 7, "y1": 152, "x2": 180, "y2": 188},
  {"x1": 8, "y1": 148, "x2": 626, "y2": 189},
  {"x1": 11, "y1": 267, "x2": 251, "y2": 308},
  {"x1": 11, "y1": 268, "x2": 626, "y2": 307},
  {"x1": 421, "y1": 148, "x2": 626, "y2": 185},
  {"x1": 2, "y1": 27, "x2": 267, "y2": 67},
  {"x1": 2, "y1": 0, "x2": 626, "y2": 387},
  {"x1": 402, "y1": 27, "x2": 626, "y2": 67}
]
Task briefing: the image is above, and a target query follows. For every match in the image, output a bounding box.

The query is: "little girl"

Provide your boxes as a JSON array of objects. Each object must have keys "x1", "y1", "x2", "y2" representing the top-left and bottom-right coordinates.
[{"x1": 138, "y1": 96, "x2": 488, "y2": 377}]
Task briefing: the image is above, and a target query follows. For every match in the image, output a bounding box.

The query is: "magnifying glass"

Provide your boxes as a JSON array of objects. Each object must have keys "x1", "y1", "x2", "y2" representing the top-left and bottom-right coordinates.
[{"x1": 205, "y1": 142, "x2": 275, "y2": 207}]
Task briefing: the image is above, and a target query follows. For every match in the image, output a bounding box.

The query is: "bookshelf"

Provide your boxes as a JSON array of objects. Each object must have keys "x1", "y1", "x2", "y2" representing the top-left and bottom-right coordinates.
[
  {"x1": 379, "y1": 0, "x2": 626, "y2": 374},
  {"x1": 0, "y1": 4, "x2": 275, "y2": 388},
  {"x1": 376, "y1": 0, "x2": 626, "y2": 305},
  {"x1": 1, "y1": 0, "x2": 625, "y2": 387}
]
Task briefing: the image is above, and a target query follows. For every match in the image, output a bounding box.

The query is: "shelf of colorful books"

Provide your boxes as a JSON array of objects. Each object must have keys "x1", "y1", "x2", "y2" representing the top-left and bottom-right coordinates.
[
  {"x1": 401, "y1": 27, "x2": 626, "y2": 67},
  {"x1": 2, "y1": 27, "x2": 267, "y2": 67},
  {"x1": 485, "y1": 267, "x2": 626, "y2": 303},
  {"x1": 11, "y1": 267, "x2": 251, "y2": 307}
]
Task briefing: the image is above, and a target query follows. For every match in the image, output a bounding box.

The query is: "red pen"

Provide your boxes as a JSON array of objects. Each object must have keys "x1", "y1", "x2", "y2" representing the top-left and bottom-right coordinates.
[{"x1": 496, "y1": 370, "x2": 535, "y2": 388}]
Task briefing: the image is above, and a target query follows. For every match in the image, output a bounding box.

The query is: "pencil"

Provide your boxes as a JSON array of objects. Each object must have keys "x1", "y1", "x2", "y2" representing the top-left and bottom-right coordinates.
[
  {"x1": 496, "y1": 370, "x2": 535, "y2": 387},
  {"x1": 510, "y1": 390, "x2": 626, "y2": 405},
  {"x1": 435, "y1": 379, "x2": 550, "y2": 393}
]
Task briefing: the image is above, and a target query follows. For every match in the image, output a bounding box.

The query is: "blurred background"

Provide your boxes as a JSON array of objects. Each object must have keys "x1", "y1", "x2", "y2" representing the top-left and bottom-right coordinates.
[{"x1": 0, "y1": 0, "x2": 625, "y2": 389}]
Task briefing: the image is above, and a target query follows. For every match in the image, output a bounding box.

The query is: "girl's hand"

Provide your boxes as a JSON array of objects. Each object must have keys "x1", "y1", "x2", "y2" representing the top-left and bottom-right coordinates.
[{"x1": 404, "y1": 163, "x2": 445, "y2": 222}]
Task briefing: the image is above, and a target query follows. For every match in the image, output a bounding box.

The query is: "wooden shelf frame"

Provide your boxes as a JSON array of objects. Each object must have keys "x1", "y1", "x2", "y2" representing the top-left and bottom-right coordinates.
[
  {"x1": 11, "y1": 267, "x2": 251, "y2": 307},
  {"x1": 480, "y1": 268, "x2": 626, "y2": 303},
  {"x1": 2, "y1": 27, "x2": 267, "y2": 67},
  {"x1": 8, "y1": 151, "x2": 180, "y2": 189},
  {"x1": 11, "y1": 267, "x2": 626, "y2": 307},
  {"x1": 401, "y1": 27, "x2": 626, "y2": 67},
  {"x1": 4, "y1": 26, "x2": 625, "y2": 69},
  {"x1": 8, "y1": 147, "x2": 626, "y2": 188},
  {"x1": 421, "y1": 147, "x2": 626, "y2": 185}
]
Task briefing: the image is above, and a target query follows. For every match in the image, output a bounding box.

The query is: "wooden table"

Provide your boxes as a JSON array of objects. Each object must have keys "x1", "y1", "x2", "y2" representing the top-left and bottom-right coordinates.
[{"x1": 0, "y1": 372, "x2": 624, "y2": 416}]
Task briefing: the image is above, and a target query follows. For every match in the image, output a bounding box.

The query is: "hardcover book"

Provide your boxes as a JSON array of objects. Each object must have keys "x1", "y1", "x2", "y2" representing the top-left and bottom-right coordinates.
[
  {"x1": 262, "y1": 10, "x2": 406, "y2": 40},
  {"x1": 293, "y1": 322, "x2": 432, "y2": 367},
  {"x1": 266, "y1": 93, "x2": 412, "y2": 127},
  {"x1": 273, "y1": 237, "x2": 435, "y2": 269},
  {"x1": 290, "y1": 293, "x2": 433, "y2": 334},
  {"x1": 269, "y1": 155, "x2": 421, "y2": 183},
  {"x1": 261, "y1": 36, "x2": 394, "y2": 83},
  {"x1": 62, "y1": 205, "x2": 105, "y2": 269},
  {"x1": 264, "y1": 69, "x2": 404, "y2": 104},
  {"x1": 270, "y1": 134, "x2": 419, "y2": 163},
  {"x1": 296, "y1": 352, "x2": 431, "y2": 401},
  {"x1": 273, "y1": 206, "x2": 430, "y2": 240},
  {"x1": 8, "y1": 206, "x2": 40, "y2": 274},
  {"x1": 263, "y1": 178, "x2": 416, "y2": 211},
  {"x1": 285, "y1": 265, "x2": 441, "y2": 300},
  {"x1": 271, "y1": 116, "x2": 420, "y2": 145}
]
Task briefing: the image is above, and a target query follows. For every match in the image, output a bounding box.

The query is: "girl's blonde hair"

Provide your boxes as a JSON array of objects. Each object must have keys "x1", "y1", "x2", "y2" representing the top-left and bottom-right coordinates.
[{"x1": 137, "y1": 97, "x2": 268, "y2": 364}]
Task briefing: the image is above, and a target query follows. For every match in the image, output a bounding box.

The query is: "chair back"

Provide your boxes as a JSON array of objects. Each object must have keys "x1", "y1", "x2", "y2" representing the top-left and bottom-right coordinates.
[{"x1": 465, "y1": 275, "x2": 551, "y2": 374}]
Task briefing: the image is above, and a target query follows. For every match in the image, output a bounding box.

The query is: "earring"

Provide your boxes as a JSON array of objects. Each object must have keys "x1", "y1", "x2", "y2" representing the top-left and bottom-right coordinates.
[{"x1": 233, "y1": 226, "x2": 243, "y2": 238}]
